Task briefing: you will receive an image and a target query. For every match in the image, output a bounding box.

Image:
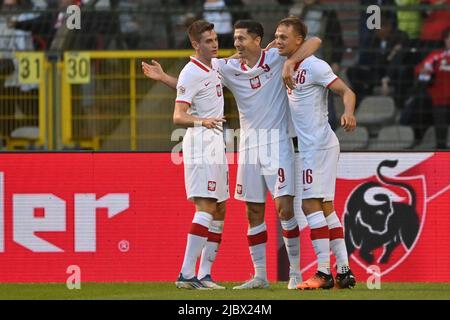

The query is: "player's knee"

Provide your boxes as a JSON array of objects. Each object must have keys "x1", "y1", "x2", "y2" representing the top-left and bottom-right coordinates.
[
  {"x1": 276, "y1": 204, "x2": 294, "y2": 220},
  {"x1": 194, "y1": 198, "x2": 217, "y2": 215},
  {"x1": 214, "y1": 202, "x2": 226, "y2": 220},
  {"x1": 246, "y1": 203, "x2": 265, "y2": 225},
  {"x1": 275, "y1": 196, "x2": 294, "y2": 220},
  {"x1": 302, "y1": 199, "x2": 322, "y2": 215}
]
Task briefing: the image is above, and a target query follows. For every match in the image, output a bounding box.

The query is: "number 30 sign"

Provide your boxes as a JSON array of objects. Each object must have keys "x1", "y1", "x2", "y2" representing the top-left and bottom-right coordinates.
[{"x1": 64, "y1": 52, "x2": 91, "y2": 84}]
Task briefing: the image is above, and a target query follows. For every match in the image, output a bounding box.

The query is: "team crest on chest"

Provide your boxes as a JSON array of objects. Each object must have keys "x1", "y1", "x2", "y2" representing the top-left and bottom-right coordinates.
[
  {"x1": 216, "y1": 84, "x2": 222, "y2": 97},
  {"x1": 250, "y1": 76, "x2": 261, "y2": 89}
]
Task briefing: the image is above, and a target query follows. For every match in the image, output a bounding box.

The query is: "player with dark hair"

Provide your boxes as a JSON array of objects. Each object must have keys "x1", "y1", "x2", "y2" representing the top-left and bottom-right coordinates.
[
  {"x1": 143, "y1": 19, "x2": 322, "y2": 290},
  {"x1": 166, "y1": 20, "x2": 228, "y2": 289}
]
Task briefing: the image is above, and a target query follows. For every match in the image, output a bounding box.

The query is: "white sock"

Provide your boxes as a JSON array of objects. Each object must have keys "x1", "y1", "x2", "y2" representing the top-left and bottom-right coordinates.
[
  {"x1": 180, "y1": 211, "x2": 213, "y2": 279},
  {"x1": 280, "y1": 217, "x2": 300, "y2": 276},
  {"x1": 326, "y1": 212, "x2": 350, "y2": 274},
  {"x1": 306, "y1": 211, "x2": 330, "y2": 275},
  {"x1": 198, "y1": 220, "x2": 224, "y2": 280},
  {"x1": 247, "y1": 223, "x2": 267, "y2": 280}
]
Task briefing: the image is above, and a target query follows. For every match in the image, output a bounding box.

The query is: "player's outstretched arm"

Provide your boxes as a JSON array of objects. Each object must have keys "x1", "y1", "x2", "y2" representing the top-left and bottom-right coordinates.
[
  {"x1": 142, "y1": 60, "x2": 178, "y2": 89},
  {"x1": 173, "y1": 102, "x2": 226, "y2": 129},
  {"x1": 329, "y1": 79, "x2": 356, "y2": 132},
  {"x1": 283, "y1": 37, "x2": 322, "y2": 89}
]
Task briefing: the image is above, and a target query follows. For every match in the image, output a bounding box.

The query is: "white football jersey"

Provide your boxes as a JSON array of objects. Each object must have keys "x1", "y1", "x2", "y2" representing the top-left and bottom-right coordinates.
[
  {"x1": 287, "y1": 55, "x2": 339, "y2": 152},
  {"x1": 176, "y1": 57, "x2": 224, "y2": 119},
  {"x1": 214, "y1": 48, "x2": 290, "y2": 151},
  {"x1": 176, "y1": 57, "x2": 225, "y2": 160}
]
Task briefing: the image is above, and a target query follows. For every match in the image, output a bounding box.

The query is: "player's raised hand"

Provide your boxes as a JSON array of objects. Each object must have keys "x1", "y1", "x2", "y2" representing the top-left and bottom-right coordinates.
[
  {"x1": 282, "y1": 60, "x2": 296, "y2": 90},
  {"x1": 201, "y1": 117, "x2": 226, "y2": 130},
  {"x1": 142, "y1": 60, "x2": 164, "y2": 81},
  {"x1": 341, "y1": 113, "x2": 356, "y2": 132}
]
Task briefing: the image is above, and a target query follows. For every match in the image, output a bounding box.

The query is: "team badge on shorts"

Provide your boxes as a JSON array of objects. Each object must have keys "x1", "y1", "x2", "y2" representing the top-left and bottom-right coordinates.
[
  {"x1": 208, "y1": 181, "x2": 217, "y2": 191},
  {"x1": 236, "y1": 184, "x2": 243, "y2": 195}
]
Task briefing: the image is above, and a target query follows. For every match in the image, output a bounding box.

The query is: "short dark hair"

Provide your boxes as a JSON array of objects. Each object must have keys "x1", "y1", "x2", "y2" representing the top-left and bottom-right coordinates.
[
  {"x1": 277, "y1": 16, "x2": 308, "y2": 39},
  {"x1": 234, "y1": 20, "x2": 264, "y2": 40},
  {"x1": 187, "y1": 20, "x2": 215, "y2": 42}
]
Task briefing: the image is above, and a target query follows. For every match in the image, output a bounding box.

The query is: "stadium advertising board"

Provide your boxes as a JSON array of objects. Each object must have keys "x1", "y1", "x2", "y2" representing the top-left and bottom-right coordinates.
[{"x1": 0, "y1": 152, "x2": 448, "y2": 283}]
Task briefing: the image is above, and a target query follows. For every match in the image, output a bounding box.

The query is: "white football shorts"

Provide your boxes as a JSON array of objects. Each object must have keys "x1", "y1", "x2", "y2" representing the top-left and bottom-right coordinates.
[
  {"x1": 300, "y1": 145, "x2": 340, "y2": 201},
  {"x1": 234, "y1": 139, "x2": 295, "y2": 203},
  {"x1": 183, "y1": 130, "x2": 229, "y2": 202}
]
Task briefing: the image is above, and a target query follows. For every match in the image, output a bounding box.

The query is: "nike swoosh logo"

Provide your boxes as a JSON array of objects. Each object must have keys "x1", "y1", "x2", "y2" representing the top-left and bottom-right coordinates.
[
  {"x1": 303, "y1": 187, "x2": 311, "y2": 192},
  {"x1": 234, "y1": 73, "x2": 241, "y2": 76},
  {"x1": 204, "y1": 82, "x2": 211, "y2": 86},
  {"x1": 278, "y1": 185, "x2": 286, "y2": 190}
]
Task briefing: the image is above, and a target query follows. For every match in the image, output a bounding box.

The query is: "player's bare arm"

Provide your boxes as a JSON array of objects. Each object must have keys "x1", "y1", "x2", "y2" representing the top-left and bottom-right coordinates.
[
  {"x1": 142, "y1": 60, "x2": 178, "y2": 89},
  {"x1": 283, "y1": 37, "x2": 322, "y2": 89},
  {"x1": 173, "y1": 102, "x2": 225, "y2": 129},
  {"x1": 329, "y1": 79, "x2": 356, "y2": 132}
]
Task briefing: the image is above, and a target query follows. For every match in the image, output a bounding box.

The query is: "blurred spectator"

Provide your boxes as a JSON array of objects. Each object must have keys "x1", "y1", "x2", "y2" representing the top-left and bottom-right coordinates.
[
  {"x1": 224, "y1": 0, "x2": 251, "y2": 24},
  {"x1": 348, "y1": 14, "x2": 408, "y2": 104},
  {"x1": 203, "y1": 0, "x2": 233, "y2": 48},
  {"x1": 415, "y1": 27, "x2": 450, "y2": 148},
  {"x1": 395, "y1": 0, "x2": 423, "y2": 42},
  {"x1": 359, "y1": 0, "x2": 397, "y2": 62},
  {"x1": 289, "y1": 0, "x2": 344, "y2": 68},
  {"x1": 0, "y1": 0, "x2": 39, "y2": 140},
  {"x1": 118, "y1": 0, "x2": 141, "y2": 49},
  {"x1": 420, "y1": 0, "x2": 450, "y2": 50},
  {"x1": 8, "y1": 0, "x2": 59, "y2": 49}
]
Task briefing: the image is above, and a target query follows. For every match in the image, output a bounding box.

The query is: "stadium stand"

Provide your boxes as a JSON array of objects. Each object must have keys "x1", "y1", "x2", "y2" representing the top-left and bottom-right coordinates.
[
  {"x1": 368, "y1": 125, "x2": 415, "y2": 150},
  {"x1": 0, "y1": 0, "x2": 448, "y2": 151},
  {"x1": 355, "y1": 96, "x2": 397, "y2": 134},
  {"x1": 335, "y1": 126, "x2": 369, "y2": 150}
]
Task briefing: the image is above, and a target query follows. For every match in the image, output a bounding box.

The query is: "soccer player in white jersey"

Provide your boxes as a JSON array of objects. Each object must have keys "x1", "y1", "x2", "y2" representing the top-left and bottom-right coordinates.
[
  {"x1": 275, "y1": 16, "x2": 357, "y2": 289},
  {"x1": 152, "y1": 20, "x2": 229, "y2": 289},
  {"x1": 143, "y1": 20, "x2": 321, "y2": 290}
]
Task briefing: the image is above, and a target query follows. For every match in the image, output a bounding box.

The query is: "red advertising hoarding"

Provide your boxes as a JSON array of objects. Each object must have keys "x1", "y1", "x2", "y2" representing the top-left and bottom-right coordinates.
[
  {"x1": 0, "y1": 153, "x2": 278, "y2": 283},
  {"x1": 0, "y1": 152, "x2": 449, "y2": 283},
  {"x1": 297, "y1": 152, "x2": 450, "y2": 283}
]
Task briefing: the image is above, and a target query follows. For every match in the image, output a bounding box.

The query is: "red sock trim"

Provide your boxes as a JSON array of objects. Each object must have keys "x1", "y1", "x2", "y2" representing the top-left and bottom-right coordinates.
[
  {"x1": 310, "y1": 225, "x2": 329, "y2": 240},
  {"x1": 329, "y1": 227, "x2": 344, "y2": 240},
  {"x1": 247, "y1": 231, "x2": 267, "y2": 247},
  {"x1": 189, "y1": 223, "x2": 209, "y2": 238},
  {"x1": 207, "y1": 231, "x2": 222, "y2": 243},
  {"x1": 282, "y1": 227, "x2": 299, "y2": 239}
]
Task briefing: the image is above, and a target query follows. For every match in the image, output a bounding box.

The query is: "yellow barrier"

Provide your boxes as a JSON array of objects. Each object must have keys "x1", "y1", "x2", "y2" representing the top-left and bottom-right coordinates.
[
  {"x1": 60, "y1": 50, "x2": 236, "y2": 151},
  {"x1": 0, "y1": 52, "x2": 50, "y2": 150},
  {"x1": 1, "y1": 50, "x2": 237, "y2": 151}
]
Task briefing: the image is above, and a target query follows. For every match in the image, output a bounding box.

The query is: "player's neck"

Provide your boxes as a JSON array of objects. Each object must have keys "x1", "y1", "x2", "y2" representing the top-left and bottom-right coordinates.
[
  {"x1": 287, "y1": 46, "x2": 302, "y2": 60},
  {"x1": 194, "y1": 55, "x2": 212, "y2": 68},
  {"x1": 244, "y1": 48, "x2": 262, "y2": 68}
]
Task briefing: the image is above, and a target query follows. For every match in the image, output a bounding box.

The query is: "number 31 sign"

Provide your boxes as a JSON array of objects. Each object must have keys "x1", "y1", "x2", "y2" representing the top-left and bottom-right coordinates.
[{"x1": 16, "y1": 52, "x2": 44, "y2": 85}]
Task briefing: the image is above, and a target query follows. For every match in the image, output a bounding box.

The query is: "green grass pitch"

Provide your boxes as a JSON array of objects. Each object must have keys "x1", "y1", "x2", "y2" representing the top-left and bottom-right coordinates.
[{"x1": 0, "y1": 282, "x2": 449, "y2": 300}]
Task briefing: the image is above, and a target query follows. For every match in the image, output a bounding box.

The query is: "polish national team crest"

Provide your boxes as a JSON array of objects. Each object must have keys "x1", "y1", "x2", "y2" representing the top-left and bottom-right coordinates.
[
  {"x1": 216, "y1": 84, "x2": 222, "y2": 97},
  {"x1": 208, "y1": 181, "x2": 216, "y2": 191},
  {"x1": 249, "y1": 76, "x2": 261, "y2": 89},
  {"x1": 236, "y1": 184, "x2": 243, "y2": 195}
]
